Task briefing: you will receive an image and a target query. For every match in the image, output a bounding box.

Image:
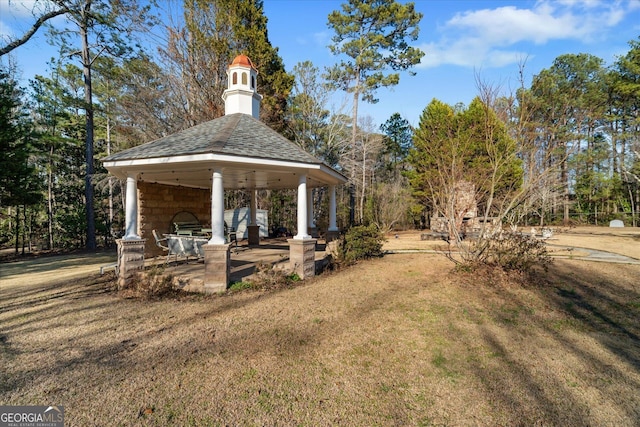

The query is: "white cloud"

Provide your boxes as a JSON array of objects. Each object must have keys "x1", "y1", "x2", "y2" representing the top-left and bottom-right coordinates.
[
  {"x1": 446, "y1": 5, "x2": 583, "y2": 45},
  {"x1": 419, "y1": 39, "x2": 529, "y2": 69},
  {"x1": 0, "y1": 0, "x2": 44, "y2": 18},
  {"x1": 0, "y1": 0, "x2": 58, "y2": 40},
  {"x1": 419, "y1": 0, "x2": 634, "y2": 69},
  {"x1": 553, "y1": 0, "x2": 603, "y2": 8},
  {"x1": 0, "y1": 20, "x2": 15, "y2": 39},
  {"x1": 313, "y1": 31, "x2": 330, "y2": 47}
]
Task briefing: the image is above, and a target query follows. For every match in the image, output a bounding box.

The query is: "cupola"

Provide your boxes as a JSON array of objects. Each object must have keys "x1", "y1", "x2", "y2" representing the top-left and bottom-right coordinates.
[{"x1": 222, "y1": 54, "x2": 262, "y2": 119}]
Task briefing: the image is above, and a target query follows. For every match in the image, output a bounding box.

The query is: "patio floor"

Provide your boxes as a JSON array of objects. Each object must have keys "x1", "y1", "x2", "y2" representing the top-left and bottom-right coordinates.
[{"x1": 148, "y1": 237, "x2": 329, "y2": 288}]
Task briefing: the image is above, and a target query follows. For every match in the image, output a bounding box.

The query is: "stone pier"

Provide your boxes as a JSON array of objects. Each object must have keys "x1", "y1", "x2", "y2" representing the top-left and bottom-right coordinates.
[
  {"x1": 204, "y1": 244, "x2": 231, "y2": 293},
  {"x1": 116, "y1": 239, "x2": 146, "y2": 289},
  {"x1": 288, "y1": 238, "x2": 317, "y2": 279}
]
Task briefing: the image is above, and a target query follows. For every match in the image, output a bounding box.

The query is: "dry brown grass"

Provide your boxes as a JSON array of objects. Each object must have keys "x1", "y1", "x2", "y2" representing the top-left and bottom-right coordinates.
[{"x1": 1, "y1": 227, "x2": 639, "y2": 426}]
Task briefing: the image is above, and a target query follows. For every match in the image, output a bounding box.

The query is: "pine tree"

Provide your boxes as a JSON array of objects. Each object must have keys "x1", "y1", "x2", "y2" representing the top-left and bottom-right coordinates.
[
  {"x1": 0, "y1": 70, "x2": 42, "y2": 253},
  {"x1": 325, "y1": 0, "x2": 424, "y2": 224}
]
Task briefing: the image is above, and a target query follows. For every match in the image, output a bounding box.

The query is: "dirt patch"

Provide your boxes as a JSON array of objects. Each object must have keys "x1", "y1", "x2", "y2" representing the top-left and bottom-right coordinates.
[{"x1": 1, "y1": 234, "x2": 639, "y2": 425}]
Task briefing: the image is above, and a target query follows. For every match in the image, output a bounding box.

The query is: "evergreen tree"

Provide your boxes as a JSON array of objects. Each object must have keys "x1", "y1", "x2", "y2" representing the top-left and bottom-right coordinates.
[
  {"x1": 0, "y1": 70, "x2": 42, "y2": 252},
  {"x1": 1, "y1": 0, "x2": 156, "y2": 250},
  {"x1": 325, "y1": 0, "x2": 424, "y2": 224},
  {"x1": 168, "y1": 0, "x2": 293, "y2": 130},
  {"x1": 30, "y1": 64, "x2": 88, "y2": 248},
  {"x1": 379, "y1": 113, "x2": 413, "y2": 180},
  {"x1": 609, "y1": 37, "x2": 640, "y2": 225},
  {"x1": 530, "y1": 53, "x2": 606, "y2": 225},
  {"x1": 408, "y1": 97, "x2": 522, "y2": 241}
]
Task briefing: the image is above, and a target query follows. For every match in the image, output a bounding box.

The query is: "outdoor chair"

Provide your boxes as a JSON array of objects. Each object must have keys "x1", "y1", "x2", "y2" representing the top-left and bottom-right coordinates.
[
  {"x1": 152, "y1": 229, "x2": 169, "y2": 252},
  {"x1": 226, "y1": 223, "x2": 238, "y2": 247},
  {"x1": 156, "y1": 233, "x2": 189, "y2": 265}
]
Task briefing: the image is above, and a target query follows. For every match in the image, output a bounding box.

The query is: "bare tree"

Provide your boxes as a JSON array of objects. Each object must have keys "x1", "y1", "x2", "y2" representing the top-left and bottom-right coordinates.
[
  {"x1": 353, "y1": 116, "x2": 383, "y2": 224},
  {"x1": 367, "y1": 178, "x2": 412, "y2": 232},
  {"x1": 409, "y1": 70, "x2": 571, "y2": 266}
]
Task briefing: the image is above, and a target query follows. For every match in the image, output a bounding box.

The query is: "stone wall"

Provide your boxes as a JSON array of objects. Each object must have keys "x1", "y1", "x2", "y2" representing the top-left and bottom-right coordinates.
[{"x1": 139, "y1": 181, "x2": 211, "y2": 257}]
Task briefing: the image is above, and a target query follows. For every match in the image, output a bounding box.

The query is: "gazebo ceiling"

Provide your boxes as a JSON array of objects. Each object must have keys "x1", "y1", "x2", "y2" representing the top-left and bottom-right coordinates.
[
  {"x1": 105, "y1": 154, "x2": 344, "y2": 190},
  {"x1": 102, "y1": 113, "x2": 347, "y2": 190}
]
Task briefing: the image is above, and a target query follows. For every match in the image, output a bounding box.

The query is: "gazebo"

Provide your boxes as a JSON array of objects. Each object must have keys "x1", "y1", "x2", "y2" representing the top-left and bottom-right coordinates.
[{"x1": 102, "y1": 55, "x2": 347, "y2": 292}]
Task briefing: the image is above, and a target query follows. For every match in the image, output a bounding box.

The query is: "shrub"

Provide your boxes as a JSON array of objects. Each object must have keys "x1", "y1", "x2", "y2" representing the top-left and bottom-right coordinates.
[
  {"x1": 339, "y1": 224, "x2": 386, "y2": 264},
  {"x1": 228, "y1": 281, "x2": 253, "y2": 292},
  {"x1": 125, "y1": 265, "x2": 176, "y2": 299},
  {"x1": 483, "y1": 231, "x2": 552, "y2": 274},
  {"x1": 237, "y1": 261, "x2": 301, "y2": 292}
]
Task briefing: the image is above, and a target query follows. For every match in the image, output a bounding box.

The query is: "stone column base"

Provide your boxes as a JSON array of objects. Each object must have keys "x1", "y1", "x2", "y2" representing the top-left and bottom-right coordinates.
[
  {"x1": 325, "y1": 229, "x2": 340, "y2": 242},
  {"x1": 204, "y1": 244, "x2": 231, "y2": 293},
  {"x1": 247, "y1": 225, "x2": 260, "y2": 247},
  {"x1": 116, "y1": 239, "x2": 146, "y2": 289},
  {"x1": 308, "y1": 226, "x2": 319, "y2": 238},
  {"x1": 288, "y1": 238, "x2": 317, "y2": 279}
]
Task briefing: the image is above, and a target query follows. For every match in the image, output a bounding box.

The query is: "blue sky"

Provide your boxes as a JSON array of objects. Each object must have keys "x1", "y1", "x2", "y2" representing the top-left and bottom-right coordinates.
[{"x1": 2, "y1": 0, "x2": 640, "y2": 128}]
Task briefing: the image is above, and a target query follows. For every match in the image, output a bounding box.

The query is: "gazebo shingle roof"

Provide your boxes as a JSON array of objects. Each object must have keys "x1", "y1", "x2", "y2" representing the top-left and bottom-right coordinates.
[{"x1": 103, "y1": 113, "x2": 321, "y2": 165}]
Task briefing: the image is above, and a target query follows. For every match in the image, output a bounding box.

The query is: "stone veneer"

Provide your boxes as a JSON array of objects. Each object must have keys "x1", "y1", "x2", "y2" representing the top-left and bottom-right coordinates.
[
  {"x1": 204, "y1": 244, "x2": 231, "y2": 293},
  {"x1": 288, "y1": 238, "x2": 317, "y2": 279},
  {"x1": 116, "y1": 239, "x2": 146, "y2": 289},
  {"x1": 138, "y1": 181, "x2": 211, "y2": 257}
]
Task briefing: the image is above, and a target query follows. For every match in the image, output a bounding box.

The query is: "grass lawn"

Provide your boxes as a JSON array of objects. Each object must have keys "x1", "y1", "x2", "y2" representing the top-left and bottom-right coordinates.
[{"x1": 1, "y1": 229, "x2": 639, "y2": 426}]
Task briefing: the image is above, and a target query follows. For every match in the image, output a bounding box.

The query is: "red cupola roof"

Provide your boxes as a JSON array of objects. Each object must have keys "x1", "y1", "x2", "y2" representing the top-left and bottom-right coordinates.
[{"x1": 231, "y1": 54, "x2": 256, "y2": 70}]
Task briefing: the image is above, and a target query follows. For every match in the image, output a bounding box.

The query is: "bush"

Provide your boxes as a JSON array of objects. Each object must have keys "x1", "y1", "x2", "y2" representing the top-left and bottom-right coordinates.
[
  {"x1": 483, "y1": 231, "x2": 552, "y2": 274},
  {"x1": 228, "y1": 281, "x2": 253, "y2": 292},
  {"x1": 229, "y1": 262, "x2": 301, "y2": 292},
  {"x1": 124, "y1": 265, "x2": 176, "y2": 299},
  {"x1": 338, "y1": 224, "x2": 386, "y2": 264}
]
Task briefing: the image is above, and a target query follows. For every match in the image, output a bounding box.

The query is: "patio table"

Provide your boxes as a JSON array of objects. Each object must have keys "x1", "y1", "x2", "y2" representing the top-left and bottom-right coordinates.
[{"x1": 164, "y1": 234, "x2": 209, "y2": 261}]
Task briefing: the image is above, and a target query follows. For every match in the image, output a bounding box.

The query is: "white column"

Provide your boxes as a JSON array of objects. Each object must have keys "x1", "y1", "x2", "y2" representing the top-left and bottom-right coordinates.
[
  {"x1": 329, "y1": 185, "x2": 338, "y2": 231},
  {"x1": 250, "y1": 190, "x2": 257, "y2": 225},
  {"x1": 124, "y1": 172, "x2": 140, "y2": 240},
  {"x1": 209, "y1": 168, "x2": 226, "y2": 245},
  {"x1": 295, "y1": 174, "x2": 311, "y2": 239},
  {"x1": 307, "y1": 188, "x2": 315, "y2": 228}
]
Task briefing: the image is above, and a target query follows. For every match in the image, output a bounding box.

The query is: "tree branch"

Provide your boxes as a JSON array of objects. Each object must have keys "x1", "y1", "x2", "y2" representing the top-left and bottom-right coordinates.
[{"x1": 0, "y1": 7, "x2": 70, "y2": 56}]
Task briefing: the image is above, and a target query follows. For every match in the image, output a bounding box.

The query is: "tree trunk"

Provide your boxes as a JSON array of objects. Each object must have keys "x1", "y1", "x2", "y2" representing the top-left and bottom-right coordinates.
[
  {"x1": 14, "y1": 205, "x2": 20, "y2": 254},
  {"x1": 21, "y1": 205, "x2": 26, "y2": 255},
  {"x1": 107, "y1": 114, "x2": 114, "y2": 243},
  {"x1": 47, "y1": 146, "x2": 54, "y2": 250},
  {"x1": 81, "y1": 3, "x2": 97, "y2": 250},
  {"x1": 28, "y1": 208, "x2": 34, "y2": 253},
  {"x1": 349, "y1": 101, "x2": 358, "y2": 225},
  {"x1": 611, "y1": 118, "x2": 618, "y2": 177},
  {"x1": 349, "y1": 71, "x2": 360, "y2": 226},
  {"x1": 360, "y1": 146, "x2": 366, "y2": 224},
  {"x1": 629, "y1": 186, "x2": 640, "y2": 227},
  {"x1": 561, "y1": 141, "x2": 570, "y2": 226}
]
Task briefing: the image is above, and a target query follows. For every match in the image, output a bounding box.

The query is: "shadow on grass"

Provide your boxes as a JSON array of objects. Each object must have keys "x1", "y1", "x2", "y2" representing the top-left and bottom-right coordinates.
[
  {"x1": 0, "y1": 263, "x2": 400, "y2": 403},
  {"x1": 546, "y1": 262, "x2": 640, "y2": 371},
  {"x1": 461, "y1": 260, "x2": 640, "y2": 424},
  {"x1": 1, "y1": 254, "x2": 639, "y2": 425}
]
